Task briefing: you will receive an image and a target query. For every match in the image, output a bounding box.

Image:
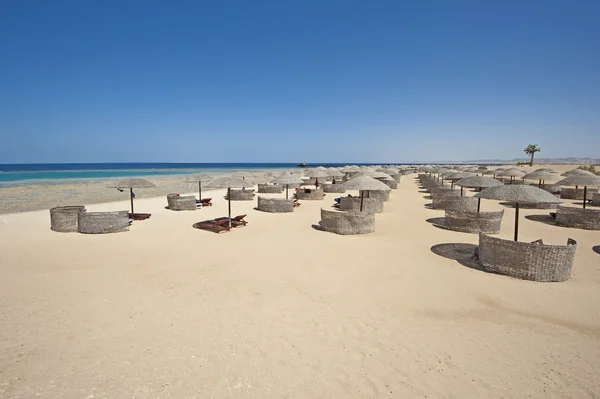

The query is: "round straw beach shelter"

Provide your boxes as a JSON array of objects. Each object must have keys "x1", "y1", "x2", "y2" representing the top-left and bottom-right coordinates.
[
  {"x1": 186, "y1": 174, "x2": 213, "y2": 202},
  {"x1": 50, "y1": 205, "x2": 87, "y2": 232},
  {"x1": 320, "y1": 208, "x2": 376, "y2": 235},
  {"x1": 207, "y1": 176, "x2": 254, "y2": 227},
  {"x1": 474, "y1": 185, "x2": 561, "y2": 241},
  {"x1": 78, "y1": 210, "x2": 131, "y2": 234},
  {"x1": 339, "y1": 175, "x2": 391, "y2": 212},
  {"x1": 257, "y1": 183, "x2": 284, "y2": 194},
  {"x1": 445, "y1": 172, "x2": 476, "y2": 190},
  {"x1": 339, "y1": 196, "x2": 384, "y2": 213},
  {"x1": 107, "y1": 178, "x2": 156, "y2": 218},
  {"x1": 256, "y1": 197, "x2": 294, "y2": 213},
  {"x1": 561, "y1": 169, "x2": 594, "y2": 177},
  {"x1": 553, "y1": 174, "x2": 600, "y2": 230},
  {"x1": 271, "y1": 174, "x2": 304, "y2": 199},
  {"x1": 455, "y1": 176, "x2": 503, "y2": 210},
  {"x1": 442, "y1": 177, "x2": 504, "y2": 233},
  {"x1": 521, "y1": 171, "x2": 559, "y2": 188},
  {"x1": 477, "y1": 233, "x2": 577, "y2": 282},
  {"x1": 554, "y1": 174, "x2": 600, "y2": 205},
  {"x1": 166, "y1": 193, "x2": 197, "y2": 211},
  {"x1": 497, "y1": 169, "x2": 525, "y2": 184}
]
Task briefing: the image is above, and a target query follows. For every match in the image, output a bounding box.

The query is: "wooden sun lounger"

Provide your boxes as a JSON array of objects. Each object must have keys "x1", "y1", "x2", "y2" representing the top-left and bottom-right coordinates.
[
  {"x1": 193, "y1": 219, "x2": 232, "y2": 233},
  {"x1": 196, "y1": 198, "x2": 213, "y2": 206},
  {"x1": 129, "y1": 213, "x2": 151, "y2": 221},
  {"x1": 293, "y1": 199, "x2": 301, "y2": 207},
  {"x1": 216, "y1": 214, "x2": 248, "y2": 227}
]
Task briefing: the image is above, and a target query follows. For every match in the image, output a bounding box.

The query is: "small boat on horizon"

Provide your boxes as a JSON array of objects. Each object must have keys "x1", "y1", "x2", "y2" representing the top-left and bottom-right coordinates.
[{"x1": 297, "y1": 162, "x2": 308, "y2": 167}]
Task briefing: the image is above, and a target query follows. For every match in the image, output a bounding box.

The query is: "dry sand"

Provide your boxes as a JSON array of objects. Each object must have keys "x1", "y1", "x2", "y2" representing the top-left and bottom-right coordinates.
[{"x1": 1, "y1": 164, "x2": 599, "y2": 398}]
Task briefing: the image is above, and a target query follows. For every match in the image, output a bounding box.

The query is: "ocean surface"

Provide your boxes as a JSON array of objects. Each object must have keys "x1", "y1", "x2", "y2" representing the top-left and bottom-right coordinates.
[
  {"x1": 0, "y1": 163, "x2": 407, "y2": 187},
  {"x1": 0, "y1": 162, "x2": 495, "y2": 187}
]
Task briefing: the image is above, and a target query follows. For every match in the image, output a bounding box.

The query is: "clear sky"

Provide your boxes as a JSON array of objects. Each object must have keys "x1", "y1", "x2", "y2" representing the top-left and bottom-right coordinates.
[{"x1": 1, "y1": 1, "x2": 598, "y2": 163}]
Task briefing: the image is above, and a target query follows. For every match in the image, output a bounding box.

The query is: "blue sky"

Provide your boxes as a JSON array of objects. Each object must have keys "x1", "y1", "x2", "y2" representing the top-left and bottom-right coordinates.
[{"x1": 0, "y1": 1, "x2": 598, "y2": 163}]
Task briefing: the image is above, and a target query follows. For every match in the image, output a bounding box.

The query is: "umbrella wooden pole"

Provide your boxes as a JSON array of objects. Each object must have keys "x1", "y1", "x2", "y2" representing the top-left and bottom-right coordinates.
[
  {"x1": 460, "y1": 186, "x2": 463, "y2": 196},
  {"x1": 286, "y1": 184, "x2": 289, "y2": 200},
  {"x1": 360, "y1": 192, "x2": 364, "y2": 212},
  {"x1": 451, "y1": 181, "x2": 454, "y2": 190},
  {"x1": 514, "y1": 202, "x2": 520, "y2": 242},
  {"x1": 538, "y1": 179, "x2": 542, "y2": 188},
  {"x1": 583, "y1": 186, "x2": 587, "y2": 209},
  {"x1": 477, "y1": 197, "x2": 481, "y2": 212},
  {"x1": 228, "y1": 188, "x2": 232, "y2": 228},
  {"x1": 198, "y1": 182, "x2": 202, "y2": 201},
  {"x1": 130, "y1": 188, "x2": 134, "y2": 214}
]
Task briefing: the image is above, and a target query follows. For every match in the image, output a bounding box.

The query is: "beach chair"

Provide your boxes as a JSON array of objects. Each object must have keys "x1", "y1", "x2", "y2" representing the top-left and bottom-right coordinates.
[
  {"x1": 129, "y1": 213, "x2": 151, "y2": 221},
  {"x1": 216, "y1": 214, "x2": 248, "y2": 227},
  {"x1": 197, "y1": 198, "x2": 213, "y2": 206},
  {"x1": 193, "y1": 219, "x2": 231, "y2": 233}
]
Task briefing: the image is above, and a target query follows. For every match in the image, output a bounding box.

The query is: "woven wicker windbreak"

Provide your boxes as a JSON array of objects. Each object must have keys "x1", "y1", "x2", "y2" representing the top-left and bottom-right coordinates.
[
  {"x1": 478, "y1": 233, "x2": 577, "y2": 282},
  {"x1": 359, "y1": 190, "x2": 391, "y2": 202},
  {"x1": 384, "y1": 180, "x2": 398, "y2": 189},
  {"x1": 559, "y1": 187, "x2": 598, "y2": 200},
  {"x1": 322, "y1": 183, "x2": 346, "y2": 193},
  {"x1": 225, "y1": 189, "x2": 256, "y2": 201},
  {"x1": 339, "y1": 197, "x2": 383, "y2": 213},
  {"x1": 444, "y1": 197, "x2": 479, "y2": 212},
  {"x1": 257, "y1": 184, "x2": 284, "y2": 194},
  {"x1": 431, "y1": 190, "x2": 461, "y2": 209},
  {"x1": 444, "y1": 210, "x2": 504, "y2": 234},
  {"x1": 50, "y1": 206, "x2": 86, "y2": 232},
  {"x1": 78, "y1": 211, "x2": 130, "y2": 234},
  {"x1": 295, "y1": 188, "x2": 325, "y2": 200},
  {"x1": 555, "y1": 206, "x2": 600, "y2": 230},
  {"x1": 257, "y1": 197, "x2": 294, "y2": 213},
  {"x1": 592, "y1": 193, "x2": 600, "y2": 206},
  {"x1": 166, "y1": 194, "x2": 197, "y2": 211},
  {"x1": 320, "y1": 208, "x2": 375, "y2": 235}
]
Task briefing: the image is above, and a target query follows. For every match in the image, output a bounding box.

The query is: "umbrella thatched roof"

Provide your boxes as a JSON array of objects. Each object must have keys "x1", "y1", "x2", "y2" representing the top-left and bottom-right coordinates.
[
  {"x1": 207, "y1": 176, "x2": 254, "y2": 189},
  {"x1": 555, "y1": 174, "x2": 600, "y2": 187},
  {"x1": 474, "y1": 185, "x2": 560, "y2": 204},
  {"x1": 271, "y1": 174, "x2": 304, "y2": 185},
  {"x1": 445, "y1": 172, "x2": 476, "y2": 181},
  {"x1": 534, "y1": 168, "x2": 557, "y2": 173},
  {"x1": 107, "y1": 178, "x2": 156, "y2": 189},
  {"x1": 482, "y1": 170, "x2": 497, "y2": 176},
  {"x1": 185, "y1": 174, "x2": 213, "y2": 183},
  {"x1": 315, "y1": 166, "x2": 328, "y2": 170},
  {"x1": 308, "y1": 170, "x2": 330, "y2": 178},
  {"x1": 232, "y1": 171, "x2": 256, "y2": 178},
  {"x1": 340, "y1": 175, "x2": 392, "y2": 191},
  {"x1": 328, "y1": 170, "x2": 345, "y2": 177},
  {"x1": 521, "y1": 171, "x2": 559, "y2": 181},
  {"x1": 497, "y1": 168, "x2": 525, "y2": 177},
  {"x1": 341, "y1": 166, "x2": 359, "y2": 172},
  {"x1": 251, "y1": 175, "x2": 274, "y2": 184},
  {"x1": 561, "y1": 169, "x2": 595, "y2": 177},
  {"x1": 455, "y1": 176, "x2": 503, "y2": 188}
]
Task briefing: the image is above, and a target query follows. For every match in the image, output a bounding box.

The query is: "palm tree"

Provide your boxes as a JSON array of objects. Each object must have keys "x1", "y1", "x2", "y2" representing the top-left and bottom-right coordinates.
[{"x1": 524, "y1": 144, "x2": 541, "y2": 166}]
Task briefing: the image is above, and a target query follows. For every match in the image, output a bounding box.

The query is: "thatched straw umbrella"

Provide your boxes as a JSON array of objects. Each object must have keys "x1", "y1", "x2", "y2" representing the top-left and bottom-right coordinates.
[
  {"x1": 186, "y1": 174, "x2": 213, "y2": 201},
  {"x1": 445, "y1": 172, "x2": 476, "y2": 190},
  {"x1": 561, "y1": 169, "x2": 594, "y2": 177},
  {"x1": 271, "y1": 174, "x2": 304, "y2": 199},
  {"x1": 328, "y1": 169, "x2": 345, "y2": 183},
  {"x1": 475, "y1": 185, "x2": 560, "y2": 241},
  {"x1": 555, "y1": 174, "x2": 600, "y2": 209},
  {"x1": 232, "y1": 171, "x2": 257, "y2": 181},
  {"x1": 308, "y1": 169, "x2": 330, "y2": 186},
  {"x1": 339, "y1": 176, "x2": 391, "y2": 212},
  {"x1": 107, "y1": 178, "x2": 156, "y2": 215},
  {"x1": 521, "y1": 171, "x2": 559, "y2": 188},
  {"x1": 455, "y1": 176, "x2": 503, "y2": 211},
  {"x1": 497, "y1": 168, "x2": 525, "y2": 184},
  {"x1": 207, "y1": 177, "x2": 254, "y2": 227}
]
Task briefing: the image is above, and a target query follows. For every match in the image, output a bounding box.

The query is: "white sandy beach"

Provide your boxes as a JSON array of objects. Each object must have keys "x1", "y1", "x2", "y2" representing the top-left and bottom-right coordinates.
[{"x1": 1, "y1": 165, "x2": 599, "y2": 398}]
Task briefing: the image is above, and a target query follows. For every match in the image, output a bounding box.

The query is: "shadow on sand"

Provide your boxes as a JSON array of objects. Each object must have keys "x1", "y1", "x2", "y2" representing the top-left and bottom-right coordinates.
[
  {"x1": 430, "y1": 243, "x2": 489, "y2": 272},
  {"x1": 524, "y1": 214, "x2": 559, "y2": 227},
  {"x1": 593, "y1": 245, "x2": 600, "y2": 255}
]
